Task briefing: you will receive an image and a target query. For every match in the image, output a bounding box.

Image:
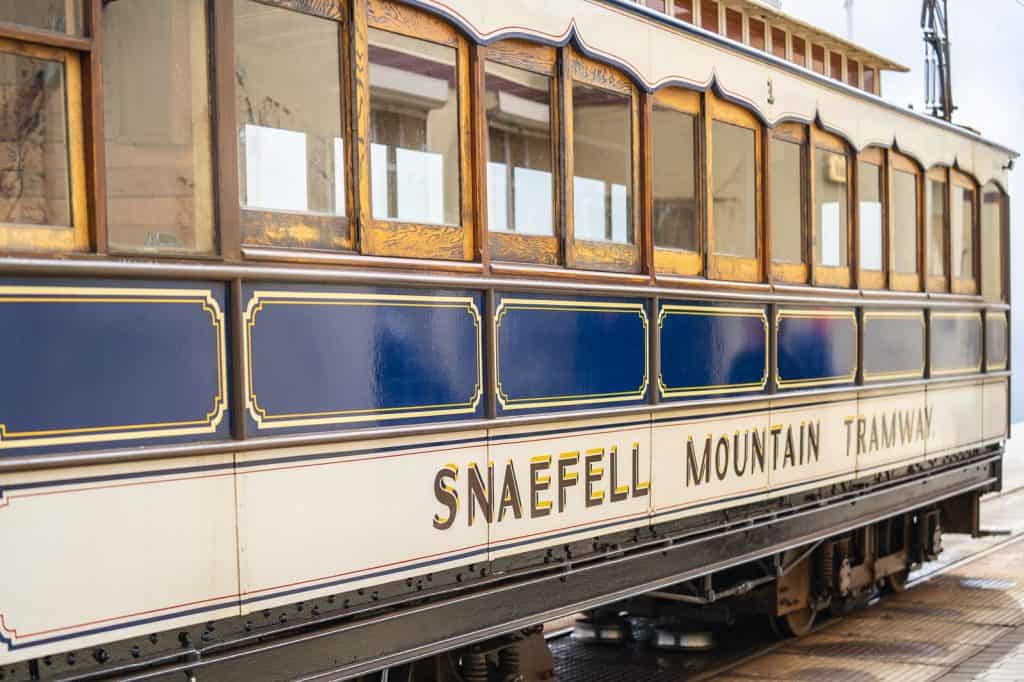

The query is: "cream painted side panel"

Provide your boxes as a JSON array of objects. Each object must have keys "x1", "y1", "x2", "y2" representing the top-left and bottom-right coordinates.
[
  {"x1": 651, "y1": 406, "x2": 771, "y2": 523},
  {"x1": 487, "y1": 419, "x2": 651, "y2": 559},
  {"x1": 925, "y1": 383, "x2": 984, "y2": 459},
  {"x1": 983, "y1": 378, "x2": 1009, "y2": 441},
  {"x1": 767, "y1": 398, "x2": 858, "y2": 494},
  {"x1": 854, "y1": 390, "x2": 928, "y2": 475},
  {"x1": 235, "y1": 432, "x2": 489, "y2": 612},
  {"x1": 0, "y1": 455, "x2": 239, "y2": 665}
]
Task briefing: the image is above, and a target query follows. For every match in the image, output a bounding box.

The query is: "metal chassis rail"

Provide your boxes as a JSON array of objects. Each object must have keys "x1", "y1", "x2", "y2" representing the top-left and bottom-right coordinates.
[{"x1": 86, "y1": 453, "x2": 1002, "y2": 682}]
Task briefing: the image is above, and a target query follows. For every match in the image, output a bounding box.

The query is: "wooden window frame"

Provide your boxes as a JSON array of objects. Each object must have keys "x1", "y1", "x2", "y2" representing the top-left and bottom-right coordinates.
[
  {"x1": 950, "y1": 167, "x2": 979, "y2": 295},
  {"x1": 888, "y1": 151, "x2": 924, "y2": 292},
  {"x1": 925, "y1": 166, "x2": 949, "y2": 292},
  {"x1": 809, "y1": 126, "x2": 852, "y2": 288},
  {"x1": 564, "y1": 47, "x2": 642, "y2": 273},
  {"x1": 855, "y1": 147, "x2": 888, "y2": 290},
  {"x1": 791, "y1": 35, "x2": 807, "y2": 68},
  {"x1": 356, "y1": 0, "x2": 475, "y2": 261},
  {"x1": 769, "y1": 26, "x2": 788, "y2": 61},
  {"x1": 706, "y1": 90, "x2": 762, "y2": 283},
  {"x1": 651, "y1": 86, "x2": 702, "y2": 276},
  {"x1": 0, "y1": 34, "x2": 90, "y2": 253},
  {"x1": 482, "y1": 39, "x2": 561, "y2": 267},
  {"x1": 768, "y1": 122, "x2": 808, "y2": 284},
  {"x1": 699, "y1": 0, "x2": 721, "y2": 34},
  {"x1": 232, "y1": 0, "x2": 355, "y2": 254},
  {"x1": 748, "y1": 16, "x2": 767, "y2": 51}
]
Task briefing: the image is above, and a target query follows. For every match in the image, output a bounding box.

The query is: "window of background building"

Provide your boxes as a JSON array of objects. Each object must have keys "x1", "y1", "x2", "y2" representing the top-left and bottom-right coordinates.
[{"x1": 103, "y1": 0, "x2": 215, "y2": 254}]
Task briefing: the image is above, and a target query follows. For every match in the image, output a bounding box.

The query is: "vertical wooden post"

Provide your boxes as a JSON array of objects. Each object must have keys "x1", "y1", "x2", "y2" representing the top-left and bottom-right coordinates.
[
  {"x1": 83, "y1": 0, "x2": 107, "y2": 253},
  {"x1": 212, "y1": 0, "x2": 241, "y2": 261}
]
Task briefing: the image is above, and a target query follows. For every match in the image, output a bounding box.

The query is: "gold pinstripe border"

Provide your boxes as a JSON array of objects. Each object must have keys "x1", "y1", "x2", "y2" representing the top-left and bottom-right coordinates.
[
  {"x1": 862, "y1": 310, "x2": 925, "y2": 382},
  {"x1": 657, "y1": 305, "x2": 768, "y2": 398},
  {"x1": 775, "y1": 308, "x2": 858, "y2": 389},
  {"x1": 494, "y1": 298, "x2": 649, "y2": 410},
  {"x1": 243, "y1": 291, "x2": 483, "y2": 430},
  {"x1": 0, "y1": 286, "x2": 228, "y2": 449}
]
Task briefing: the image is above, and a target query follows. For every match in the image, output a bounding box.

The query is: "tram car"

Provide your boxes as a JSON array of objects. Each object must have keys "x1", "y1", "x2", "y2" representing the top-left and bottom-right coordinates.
[{"x1": 0, "y1": 0, "x2": 1014, "y2": 679}]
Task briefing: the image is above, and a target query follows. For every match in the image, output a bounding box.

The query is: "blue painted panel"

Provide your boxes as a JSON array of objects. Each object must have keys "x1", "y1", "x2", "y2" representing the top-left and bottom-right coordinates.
[
  {"x1": 244, "y1": 286, "x2": 483, "y2": 432},
  {"x1": 659, "y1": 303, "x2": 767, "y2": 399},
  {"x1": 986, "y1": 312, "x2": 1008, "y2": 371},
  {"x1": 495, "y1": 294, "x2": 648, "y2": 413},
  {"x1": 0, "y1": 281, "x2": 229, "y2": 456},
  {"x1": 862, "y1": 310, "x2": 925, "y2": 382},
  {"x1": 776, "y1": 308, "x2": 857, "y2": 389},
  {"x1": 931, "y1": 311, "x2": 982, "y2": 376}
]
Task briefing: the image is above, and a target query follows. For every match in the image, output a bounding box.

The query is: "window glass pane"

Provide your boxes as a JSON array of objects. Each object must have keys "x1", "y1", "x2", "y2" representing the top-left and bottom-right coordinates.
[
  {"x1": 572, "y1": 82, "x2": 632, "y2": 244},
  {"x1": 892, "y1": 169, "x2": 918, "y2": 273},
  {"x1": 712, "y1": 120, "x2": 755, "y2": 257},
  {"x1": 981, "y1": 182, "x2": 1004, "y2": 300},
  {"x1": 792, "y1": 36, "x2": 806, "y2": 66},
  {"x1": 701, "y1": 0, "x2": 719, "y2": 32},
  {"x1": 749, "y1": 19, "x2": 766, "y2": 50},
  {"x1": 811, "y1": 45, "x2": 825, "y2": 74},
  {"x1": 858, "y1": 161, "x2": 883, "y2": 271},
  {"x1": 369, "y1": 28, "x2": 460, "y2": 226},
  {"x1": 0, "y1": 0, "x2": 84, "y2": 35},
  {"x1": 0, "y1": 52, "x2": 70, "y2": 230},
  {"x1": 235, "y1": 0, "x2": 346, "y2": 249},
  {"x1": 927, "y1": 177, "x2": 946, "y2": 276},
  {"x1": 644, "y1": 0, "x2": 666, "y2": 10},
  {"x1": 103, "y1": 0, "x2": 216, "y2": 254},
  {"x1": 725, "y1": 8, "x2": 742, "y2": 41},
  {"x1": 814, "y1": 148, "x2": 848, "y2": 267},
  {"x1": 951, "y1": 184, "x2": 975, "y2": 279},
  {"x1": 863, "y1": 67, "x2": 876, "y2": 93},
  {"x1": 829, "y1": 53, "x2": 843, "y2": 80},
  {"x1": 846, "y1": 58, "x2": 859, "y2": 87},
  {"x1": 771, "y1": 28, "x2": 787, "y2": 59},
  {"x1": 485, "y1": 61, "x2": 554, "y2": 236},
  {"x1": 770, "y1": 137, "x2": 802, "y2": 263},
  {"x1": 652, "y1": 105, "x2": 697, "y2": 251},
  {"x1": 674, "y1": 0, "x2": 694, "y2": 22}
]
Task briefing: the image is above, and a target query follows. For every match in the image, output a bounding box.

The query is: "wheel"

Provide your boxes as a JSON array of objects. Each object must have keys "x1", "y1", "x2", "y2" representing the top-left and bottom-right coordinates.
[
  {"x1": 769, "y1": 606, "x2": 816, "y2": 638},
  {"x1": 885, "y1": 569, "x2": 909, "y2": 594}
]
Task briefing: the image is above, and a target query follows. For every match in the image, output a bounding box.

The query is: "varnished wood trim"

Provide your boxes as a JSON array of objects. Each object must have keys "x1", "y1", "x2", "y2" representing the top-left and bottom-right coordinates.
[
  {"x1": 890, "y1": 151, "x2": 920, "y2": 174},
  {"x1": 772, "y1": 121, "x2": 806, "y2": 143},
  {"x1": 814, "y1": 265, "x2": 851, "y2": 288},
  {"x1": 652, "y1": 86, "x2": 700, "y2": 114},
  {"x1": 0, "y1": 22, "x2": 92, "y2": 51},
  {"x1": 351, "y1": 0, "x2": 370, "y2": 252},
  {"x1": 250, "y1": 0, "x2": 343, "y2": 20},
  {"x1": 657, "y1": 273, "x2": 772, "y2": 292},
  {"x1": 812, "y1": 126, "x2": 848, "y2": 154},
  {"x1": 83, "y1": 0, "x2": 105, "y2": 253},
  {"x1": 489, "y1": 233, "x2": 559, "y2": 266},
  {"x1": 213, "y1": 0, "x2": 241, "y2": 260},
  {"x1": 240, "y1": 210, "x2": 352, "y2": 251},
  {"x1": 640, "y1": 92, "x2": 654, "y2": 279},
  {"x1": 859, "y1": 146, "x2": 884, "y2": 165},
  {"x1": 569, "y1": 45, "x2": 633, "y2": 94},
  {"x1": 490, "y1": 260, "x2": 649, "y2": 284},
  {"x1": 483, "y1": 39, "x2": 557, "y2": 75},
  {"x1": 242, "y1": 244, "x2": 484, "y2": 273},
  {"x1": 366, "y1": 0, "x2": 456, "y2": 44},
  {"x1": 859, "y1": 270, "x2": 885, "y2": 290},
  {"x1": 773, "y1": 262, "x2": 809, "y2": 283},
  {"x1": 654, "y1": 248, "x2": 702, "y2": 276},
  {"x1": 470, "y1": 42, "x2": 488, "y2": 266}
]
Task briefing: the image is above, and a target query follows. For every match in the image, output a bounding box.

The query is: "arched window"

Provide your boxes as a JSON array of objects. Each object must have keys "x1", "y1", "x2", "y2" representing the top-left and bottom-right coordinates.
[
  {"x1": 651, "y1": 87, "x2": 701, "y2": 276},
  {"x1": 810, "y1": 127, "x2": 851, "y2": 287}
]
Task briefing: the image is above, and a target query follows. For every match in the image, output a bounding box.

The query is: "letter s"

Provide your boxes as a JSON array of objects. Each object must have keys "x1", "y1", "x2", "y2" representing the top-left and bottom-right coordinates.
[{"x1": 432, "y1": 465, "x2": 459, "y2": 530}]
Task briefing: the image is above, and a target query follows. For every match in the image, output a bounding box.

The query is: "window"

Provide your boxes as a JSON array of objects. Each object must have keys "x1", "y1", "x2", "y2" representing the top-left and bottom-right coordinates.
[
  {"x1": 484, "y1": 41, "x2": 558, "y2": 265},
  {"x1": 857, "y1": 151, "x2": 886, "y2": 288},
  {"x1": 981, "y1": 182, "x2": 1006, "y2": 301},
  {"x1": 652, "y1": 88, "x2": 700, "y2": 275},
  {"x1": 792, "y1": 36, "x2": 807, "y2": 67},
  {"x1": 673, "y1": 0, "x2": 694, "y2": 23},
  {"x1": 771, "y1": 28, "x2": 787, "y2": 60},
  {"x1": 829, "y1": 52, "x2": 843, "y2": 81},
  {"x1": 749, "y1": 18, "x2": 766, "y2": 51},
  {"x1": 770, "y1": 124, "x2": 806, "y2": 283},
  {"x1": 811, "y1": 45, "x2": 825, "y2": 74},
  {"x1": 103, "y1": 0, "x2": 213, "y2": 254},
  {"x1": 926, "y1": 167, "x2": 947, "y2": 289},
  {"x1": 725, "y1": 9, "x2": 743, "y2": 41},
  {"x1": 701, "y1": 0, "x2": 719, "y2": 33},
  {"x1": 235, "y1": 0, "x2": 349, "y2": 250},
  {"x1": 812, "y1": 131, "x2": 850, "y2": 286},
  {"x1": 644, "y1": 0, "x2": 667, "y2": 10},
  {"x1": 846, "y1": 58, "x2": 859, "y2": 87},
  {"x1": 707, "y1": 93, "x2": 760, "y2": 281},
  {"x1": 361, "y1": 4, "x2": 473, "y2": 261},
  {"x1": 863, "y1": 66, "x2": 876, "y2": 94},
  {"x1": 890, "y1": 154, "x2": 921, "y2": 290},
  {"x1": 568, "y1": 50, "x2": 639, "y2": 272},
  {"x1": 0, "y1": 2, "x2": 85, "y2": 35},
  {"x1": 951, "y1": 169, "x2": 977, "y2": 293}
]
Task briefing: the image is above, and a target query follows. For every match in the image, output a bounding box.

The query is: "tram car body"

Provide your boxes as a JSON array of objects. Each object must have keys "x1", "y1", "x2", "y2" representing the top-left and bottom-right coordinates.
[{"x1": 0, "y1": 0, "x2": 1015, "y2": 679}]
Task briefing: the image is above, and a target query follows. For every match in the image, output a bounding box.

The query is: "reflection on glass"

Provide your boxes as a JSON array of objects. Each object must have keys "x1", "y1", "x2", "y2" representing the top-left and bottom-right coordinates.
[
  {"x1": 811, "y1": 45, "x2": 825, "y2": 74},
  {"x1": 981, "y1": 183, "x2": 1004, "y2": 300},
  {"x1": 572, "y1": 82, "x2": 632, "y2": 244},
  {"x1": 700, "y1": 0, "x2": 719, "y2": 32},
  {"x1": 712, "y1": 120, "x2": 755, "y2": 257},
  {"x1": 369, "y1": 28, "x2": 460, "y2": 226},
  {"x1": 749, "y1": 19, "x2": 766, "y2": 51},
  {"x1": 892, "y1": 169, "x2": 918, "y2": 273},
  {"x1": 951, "y1": 184, "x2": 975, "y2": 279},
  {"x1": 771, "y1": 28, "x2": 787, "y2": 59},
  {"x1": 103, "y1": 0, "x2": 216, "y2": 253},
  {"x1": 484, "y1": 61, "x2": 553, "y2": 236},
  {"x1": 814, "y1": 148, "x2": 847, "y2": 267},
  {"x1": 0, "y1": 0, "x2": 84, "y2": 35},
  {"x1": 792, "y1": 36, "x2": 806, "y2": 66},
  {"x1": 770, "y1": 137, "x2": 803, "y2": 264},
  {"x1": 858, "y1": 161, "x2": 883, "y2": 271},
  {"x1": 652, "y1": 105, "x2": 697, "y2": 251},
  {"x1": 927, "y1": 178, "x2": 946, "y2": 276},
  {"x1": 0, "y1": 53, "x2": 70, "y2": 228},
  {"x1": 235, "y1": 0, "x2": 345, "y2": 248},
  {"x1": 725, "y1": 9, "x2": 742, "y2": 40},
  {"x1": 674, "y1": 0, "x2": 694, "y2": 22}
]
